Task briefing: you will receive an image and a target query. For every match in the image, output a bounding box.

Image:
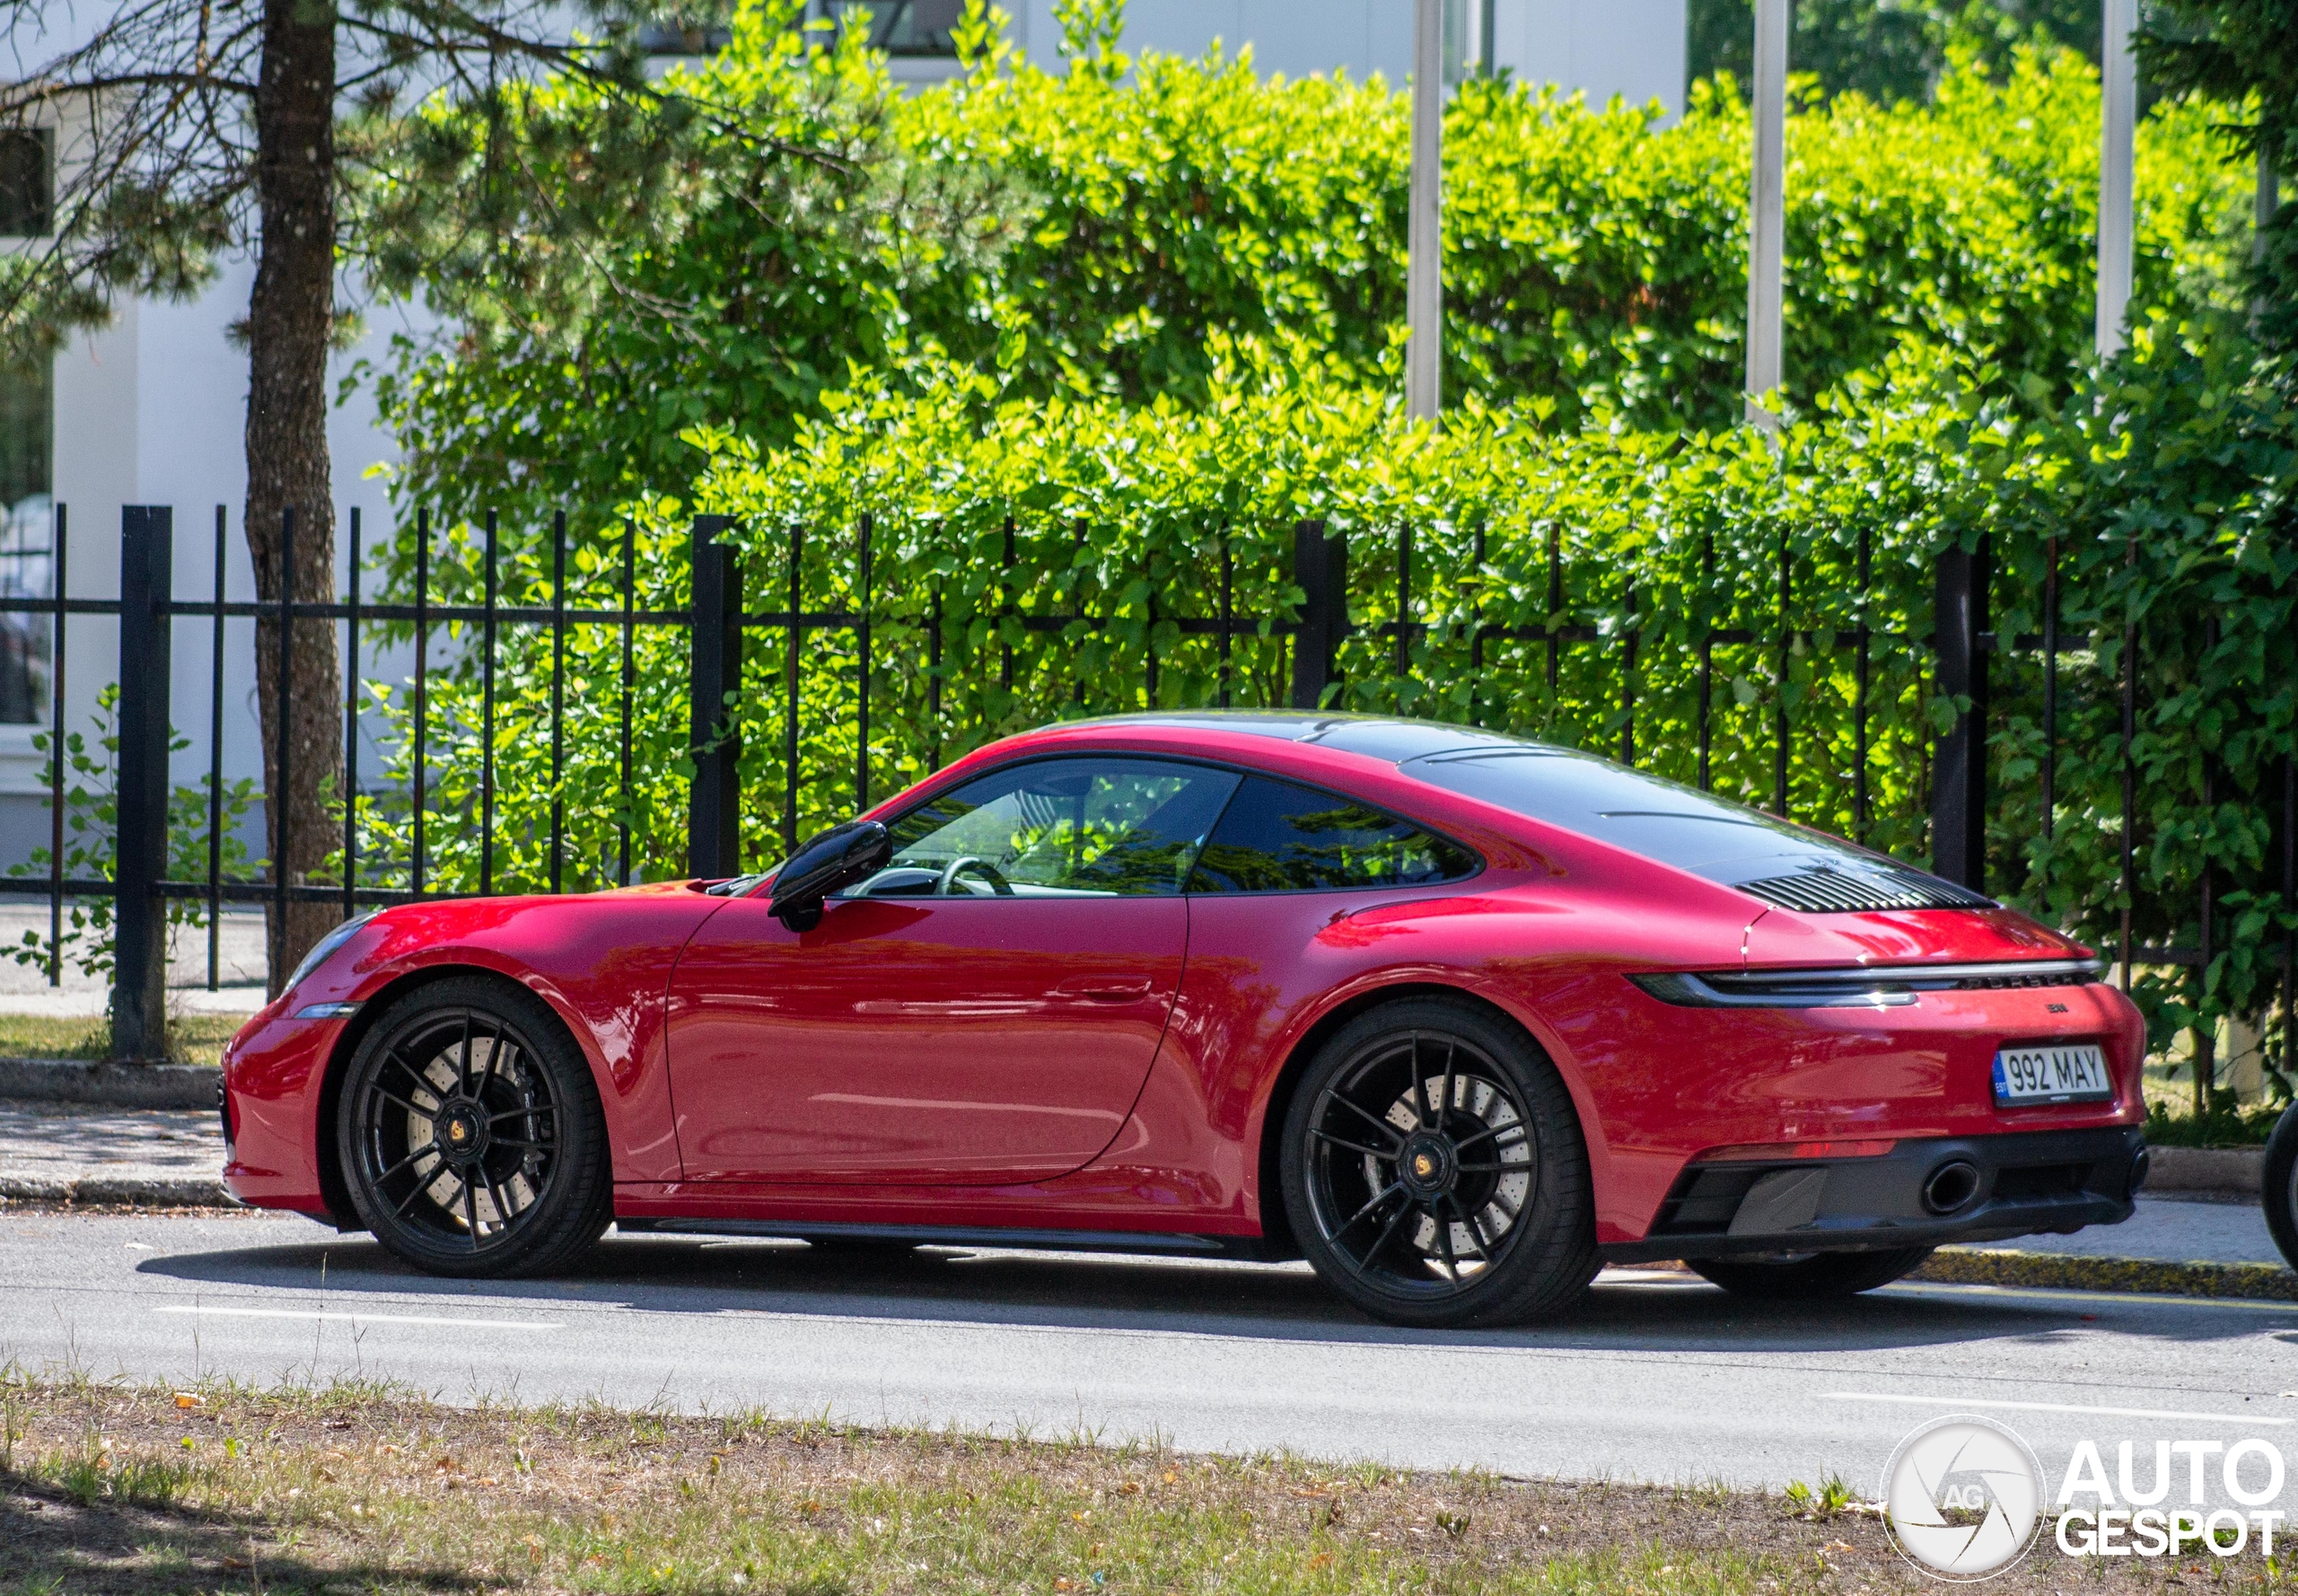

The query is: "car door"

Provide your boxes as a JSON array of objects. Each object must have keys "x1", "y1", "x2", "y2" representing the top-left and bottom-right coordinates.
[{"x1": 666, "y1": 755, "x2": 1241, "y2": 1185}]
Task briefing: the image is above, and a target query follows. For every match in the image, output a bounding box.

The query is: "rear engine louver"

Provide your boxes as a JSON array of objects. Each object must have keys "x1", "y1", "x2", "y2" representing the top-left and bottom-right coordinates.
[{"x1": 1734, "y1": 867, "x2": 1994, "y2": 915}]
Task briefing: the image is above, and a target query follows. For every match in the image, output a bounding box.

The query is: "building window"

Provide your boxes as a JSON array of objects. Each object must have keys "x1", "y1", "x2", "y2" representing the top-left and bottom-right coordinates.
[
  {"x1": 0, "y1": 356, "x2": 51, "y2": 724},
  {"x1": 0, "y1": 128, "x2": 52, "y2": 236},
  {"x1": 819, "y1": 0, "x2": 962, "y2": 57}
]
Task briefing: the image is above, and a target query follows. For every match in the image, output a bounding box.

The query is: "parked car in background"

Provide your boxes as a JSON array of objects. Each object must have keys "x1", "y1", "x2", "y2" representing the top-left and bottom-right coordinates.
[
  {"x1": 2268, "y1": 1104, "x2": 2298, "y2": 1274},
  {"x1": 221, "y1": 713, "x2": 2148, "y2": 1327}
]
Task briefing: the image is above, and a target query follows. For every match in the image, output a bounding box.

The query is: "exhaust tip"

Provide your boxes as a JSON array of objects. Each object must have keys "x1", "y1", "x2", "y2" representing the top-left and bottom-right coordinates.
[
  {"x1": 2127, "y1": 1146, "x2": 2150, "y2": 1197},
  {"x1": 1922, "y1": 1159, "x2": 1982, "y2": 1215}
]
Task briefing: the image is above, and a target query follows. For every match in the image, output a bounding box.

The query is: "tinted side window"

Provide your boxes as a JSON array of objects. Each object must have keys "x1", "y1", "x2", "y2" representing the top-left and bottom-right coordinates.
[
  {"x1": 864, "y1": 757, "x2": 1241, "y2": 898},
  {"x1": 1188, "y1": 776, "x2": 1479, "y2": 894}
]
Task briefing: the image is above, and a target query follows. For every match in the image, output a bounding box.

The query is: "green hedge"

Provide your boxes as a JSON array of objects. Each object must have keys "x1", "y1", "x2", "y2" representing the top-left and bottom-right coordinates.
[
  {"x1": 340, "y1": 320, "x2": 2298, "y2": 1083},
  {"x1": 364, "y1": 7, "x2": 2250, "y2": 531}
]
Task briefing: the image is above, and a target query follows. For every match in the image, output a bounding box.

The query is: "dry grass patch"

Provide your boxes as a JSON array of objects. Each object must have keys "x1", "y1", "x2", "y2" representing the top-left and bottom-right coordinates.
[{"x1": 0, "y1": 1374, "x2": 2280, "y2": 1595}]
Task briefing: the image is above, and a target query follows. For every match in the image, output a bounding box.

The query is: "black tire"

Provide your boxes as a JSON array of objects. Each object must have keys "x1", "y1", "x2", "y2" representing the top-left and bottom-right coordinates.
[
  {"x1": 2266, "y1": 1103, "x2": 2298, "y2": 1274},
  {"x1": 1280, "y1": 998, "x2": 1599, "y2": 1328},
  {"x1": 1687, "y1": 1246, "x2": 1934, "y2": 1300},
  {"x1": 338, "y1": 976, "x2": 613, "y2": 1279}
]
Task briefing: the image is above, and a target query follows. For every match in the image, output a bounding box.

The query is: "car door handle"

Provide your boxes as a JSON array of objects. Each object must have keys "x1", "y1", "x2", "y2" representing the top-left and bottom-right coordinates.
[{"x1": 1056, "y1": 978, "x2": 1153, "y2": 1003}]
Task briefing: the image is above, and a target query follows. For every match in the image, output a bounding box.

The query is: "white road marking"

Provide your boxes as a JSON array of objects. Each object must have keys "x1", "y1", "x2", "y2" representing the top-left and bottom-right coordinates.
[
  {"x1": 1824, "y1": 1390, "x2": 2287, "y2": 1426},
  {"x1": 155, "y1": 1305, "x2": 560, "y2": 1332}
]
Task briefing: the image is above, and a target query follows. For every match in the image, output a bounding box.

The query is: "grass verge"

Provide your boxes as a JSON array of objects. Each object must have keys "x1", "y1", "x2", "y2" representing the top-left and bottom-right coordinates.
[
  {"x1": 1916, "y1": 1246, "x2": 2298, "y2": 1300},
  {"x1": 1, "y1": 1374, "x2": 2278, "y2": 1594},
  {"x1": 0, "y1": 1012, "x2": 250, "y2": 1066}
]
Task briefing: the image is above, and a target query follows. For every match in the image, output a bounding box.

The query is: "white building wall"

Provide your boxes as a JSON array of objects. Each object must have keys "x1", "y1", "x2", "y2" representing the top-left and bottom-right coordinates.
[
  {"x1": 1001, "y1": 0, "x2": 1684, "y2": 116},
  {"x1": 1010, "y1": 0, "x2": 1418, "y2": 84},
  {"x1": 13, "y1": 267, "x2": 416, "y2": 870},
  {"x1": 1494, "y1": 0, "x2": 1687, "y2": 118}
]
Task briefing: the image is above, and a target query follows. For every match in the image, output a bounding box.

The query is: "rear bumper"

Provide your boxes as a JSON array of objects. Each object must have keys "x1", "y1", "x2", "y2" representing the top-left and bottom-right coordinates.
[{"x1": 1601, "y1": 1126, "x2": 2146, "y2": 1265}]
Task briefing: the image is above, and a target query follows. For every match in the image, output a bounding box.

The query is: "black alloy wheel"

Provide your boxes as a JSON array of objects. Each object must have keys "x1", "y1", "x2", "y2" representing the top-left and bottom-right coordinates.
[
  {"x1": 1282, "y1": 998, "x2": 1598, "y2": 1328},
  {"x1": 1687, "y1": 1247, "x2": 1934, "y2": 1299},
  {"x1": 338, "y1": 977, "x2": 612, "y2": 1278},
  {"x1": 2266, "y1": 1102, "x2": 2298, "y2": 1274}
]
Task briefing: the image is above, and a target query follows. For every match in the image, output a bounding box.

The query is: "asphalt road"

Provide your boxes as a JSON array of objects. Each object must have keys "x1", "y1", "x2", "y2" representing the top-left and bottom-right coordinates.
[{"x1": 4, "y1": 1208, "x2": 2294, "y2": 1497}]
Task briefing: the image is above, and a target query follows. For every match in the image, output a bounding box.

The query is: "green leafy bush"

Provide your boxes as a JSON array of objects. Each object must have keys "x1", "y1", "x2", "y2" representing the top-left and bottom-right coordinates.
[
  {"x1": 2140, "y1": 1097, "x2": 2280, "y2": 1147},
  {"x1": 357, "y1": 0, "x2": 1022, "y2": 550},
  {"x1": 364, "y1": 6, "x2": 2250, "y2": 532}
]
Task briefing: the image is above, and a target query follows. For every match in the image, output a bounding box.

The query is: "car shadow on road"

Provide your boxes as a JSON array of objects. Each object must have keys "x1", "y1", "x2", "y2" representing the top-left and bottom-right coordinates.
[{"x1": 133, "y1": 1225, "x2": 2288, "y2": 1353}]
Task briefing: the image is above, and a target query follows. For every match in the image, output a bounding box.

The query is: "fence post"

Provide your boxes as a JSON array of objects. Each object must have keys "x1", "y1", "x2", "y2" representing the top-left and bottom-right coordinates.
[
  {"x1": 1289, "y1": 520, "x2": 1346, "y2": 711},
  {"x1": 688, "y1": 515, "x2": 741, "y2": 879},
  {"x1": 113, "y1": 506, "x2": 172, "y2": 1061},
  {"x1": 1931, "y1": 537, "x2": 1990, "y2": 891}
]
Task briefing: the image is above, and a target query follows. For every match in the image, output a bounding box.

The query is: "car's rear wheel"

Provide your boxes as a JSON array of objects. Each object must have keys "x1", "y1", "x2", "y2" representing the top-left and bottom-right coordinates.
[
  {"x1": 1687, "y1": 1247, "x2": 1934, "y2": 1299},
  {"x1": 1281, "y1": 998, "x2": 1599, "y2": 1328},
  {"x1": 338, "y1": 977, "x2": 612, "y2": 1278}
]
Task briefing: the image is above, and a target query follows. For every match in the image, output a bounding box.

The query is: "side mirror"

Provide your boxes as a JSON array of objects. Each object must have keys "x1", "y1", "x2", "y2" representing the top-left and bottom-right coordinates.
[{"x1": 768, "y1": 820, "x2": 893, "y2": 932}]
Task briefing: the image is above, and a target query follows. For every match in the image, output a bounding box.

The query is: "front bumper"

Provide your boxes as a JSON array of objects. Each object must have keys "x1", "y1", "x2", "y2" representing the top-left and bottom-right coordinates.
[
  {"x1": 1601, "y1": 1126, "x2": 2146, "y2": 1264},
  {"x1": 218, "y1": 1008, "x2": 346, "y2": 1215}
]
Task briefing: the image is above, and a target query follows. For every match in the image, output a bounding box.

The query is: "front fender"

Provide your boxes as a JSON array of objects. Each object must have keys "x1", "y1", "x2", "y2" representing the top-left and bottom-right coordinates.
[{"x1": 229, "y1": 890, "x2": 725, "y2": 1205}]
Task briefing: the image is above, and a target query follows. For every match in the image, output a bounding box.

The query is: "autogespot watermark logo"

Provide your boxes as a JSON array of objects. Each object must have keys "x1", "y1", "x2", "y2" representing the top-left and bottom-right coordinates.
[
  {"x1": 1879, "y1": 1415, "x2": 2290, "y2": 1582},
  {"x1": 1881, "y1": 1416, "x2": 2047, "y2": 1580}
]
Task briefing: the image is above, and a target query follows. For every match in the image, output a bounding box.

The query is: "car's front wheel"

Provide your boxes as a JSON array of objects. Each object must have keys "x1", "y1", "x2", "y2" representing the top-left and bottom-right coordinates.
[
  {"x1": 1280, "y1": 998, "x2": 1599, "y2": 1328},
  {"x1": 1687, "y1": 1247, "x2": 1934, "y2": 1299},
  {"x1": 338, "y1": 977, "x2": 613, "y2": 1278}
]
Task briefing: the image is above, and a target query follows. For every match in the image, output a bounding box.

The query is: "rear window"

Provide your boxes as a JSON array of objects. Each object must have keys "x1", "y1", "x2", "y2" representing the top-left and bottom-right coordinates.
[
  {"x1": 1400, "y1": 748, "x2": 1884, "y2": 880},
  {"x1": 1188, "y1": 776, "x2": 1480, "y2": 894}
]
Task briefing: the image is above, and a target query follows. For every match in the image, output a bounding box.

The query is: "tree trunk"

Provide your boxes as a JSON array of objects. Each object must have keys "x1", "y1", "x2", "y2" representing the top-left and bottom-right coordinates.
[{"x1": 245, "y1": 0, "x2": 345, "y2": 996}]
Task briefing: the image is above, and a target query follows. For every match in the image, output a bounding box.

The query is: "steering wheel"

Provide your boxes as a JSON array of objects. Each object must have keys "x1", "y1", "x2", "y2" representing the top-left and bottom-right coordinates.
[{"x1": 935, "y1": 855, "x2": 1014, "y2": 897}]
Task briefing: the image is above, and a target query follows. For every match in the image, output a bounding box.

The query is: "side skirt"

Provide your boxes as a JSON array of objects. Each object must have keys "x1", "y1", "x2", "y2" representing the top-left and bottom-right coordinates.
[{"x1": 613, "y1": 1216, "x2": 1285, "y2": 1260}]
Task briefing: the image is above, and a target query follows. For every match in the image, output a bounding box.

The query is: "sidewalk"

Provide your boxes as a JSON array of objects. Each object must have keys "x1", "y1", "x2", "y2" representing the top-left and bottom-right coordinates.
[
  {"x1": 0, "y1": 900, "x2": 268, "y2": 1018},
  {"x1": 0, "y1": 1099, "x2": 228, "y2": 1204},
  {"x1": 1966, "y1": 1191, "x2": 2276, "y2": 1266},
  {"x1": 1918, "y1": 1191, "x2": 2295, "y2": 1300}
]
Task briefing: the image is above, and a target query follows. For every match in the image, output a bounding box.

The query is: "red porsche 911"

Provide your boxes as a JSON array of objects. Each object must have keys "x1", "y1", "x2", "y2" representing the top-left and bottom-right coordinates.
[{"x1": 221, "y1": 713, "x2": 2147, "y2": 1327}]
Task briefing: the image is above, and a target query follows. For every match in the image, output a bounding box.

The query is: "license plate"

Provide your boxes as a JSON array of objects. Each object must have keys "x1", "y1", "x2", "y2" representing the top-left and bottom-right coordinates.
[{"x1": 1992, "y1": 1043, "x2": 2111, "y2": 1105}]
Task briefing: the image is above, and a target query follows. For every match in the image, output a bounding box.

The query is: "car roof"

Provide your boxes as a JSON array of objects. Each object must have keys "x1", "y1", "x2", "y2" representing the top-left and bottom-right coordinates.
[
  {"x1": 1056, "y1": 711, "x2": 1543, "y2": 765},
  {"x1": 1025, "y1": 714, "x2": 1988, "y2": 909}
]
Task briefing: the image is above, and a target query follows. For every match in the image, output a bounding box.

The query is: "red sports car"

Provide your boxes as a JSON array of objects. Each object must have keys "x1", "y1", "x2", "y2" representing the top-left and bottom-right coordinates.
[{"x1": 221, "y1": 713, "x2": 2147, "y2": 1327}]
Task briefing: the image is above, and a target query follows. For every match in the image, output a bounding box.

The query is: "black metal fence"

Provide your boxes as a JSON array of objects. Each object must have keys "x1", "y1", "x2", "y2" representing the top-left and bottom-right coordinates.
[{"x1": 9, "y1": 504, "x2": 2285, "y2": 1083}]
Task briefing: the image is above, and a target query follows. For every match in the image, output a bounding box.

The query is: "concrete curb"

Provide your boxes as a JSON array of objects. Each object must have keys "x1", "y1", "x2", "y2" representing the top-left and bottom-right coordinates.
[
  {"x1": 0, "y1": 1058, "x2": 221, "y2": 1109},
  {"x1": 1917, "y1": 1246, "x2": 2298, "y2": 1302},
  {"x1": 2145, "y1": 1144, "x2": 2266, "y2": 1198},
  {"x1": 0, "y1": 1173, "x2": 233, "y2": 1206}
]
